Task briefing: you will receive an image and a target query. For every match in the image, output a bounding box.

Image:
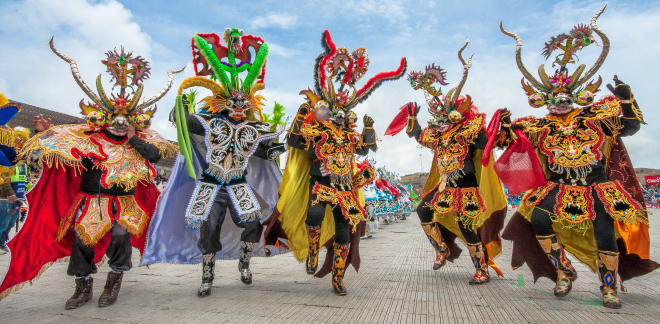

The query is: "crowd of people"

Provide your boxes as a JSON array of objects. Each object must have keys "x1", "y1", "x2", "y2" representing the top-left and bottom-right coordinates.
[
  {"x1": 361, "y1": 161, "x2": 418, "y2": 238},
  {"x1": 505, "y1": 191, "x2": 525, "y2": 209},
  {"x1": 643, "y1": 184, "x2": 660, "y2": 208}
]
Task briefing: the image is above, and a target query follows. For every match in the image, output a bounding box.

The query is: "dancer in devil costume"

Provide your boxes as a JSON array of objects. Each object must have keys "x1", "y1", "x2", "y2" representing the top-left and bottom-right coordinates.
[
  {"x1": 386, "y1": 39, "x2": 507, "y2": 285},
  {"x1": 496, "y1": 6, "x2": 658, "y2": 308},
  {"x1": 0, "y1": 40, "x2": 180, "y2": 308},
  {"x1": 264, "y1": 30, "x2": 406, "y2": 295},
  {"x1": 141, "y1": 28, "x2": 288, "y2": 297}
]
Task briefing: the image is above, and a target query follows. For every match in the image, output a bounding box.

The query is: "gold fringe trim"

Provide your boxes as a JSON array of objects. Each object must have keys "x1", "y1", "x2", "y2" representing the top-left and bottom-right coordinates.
[
  {"x1": 610, "y1": 209, "x2": 649, "y2": 226},
  {"x1": 454, "y1": 212, "x2": 485, "y2": 231},
  {"x1": 0, "y1": 252, "x2": 108, "y2": 301},
  {"x1": 598, "y1": 116, "x2": 623, "y2": 138},
  {"x1": 526, "y1": 130, "x2": 545, "y2": 148},
  {"x1": 38, "y1": 154, "x2": 83, "y2": 175},
  {"x1": 0, "y1": 127, "x2": 16, "y2": 147},
  {"x1": 549, "y1": 212, "x2": 592, "y2": 235},
  {"x1": 55, "y1": 194, "x2": 85, "y2": 242},
  {"x1": 151, "y1": 140, "x2": 178, "y2": 159},
  {"x1": 0, "y1": 256, "x2": 70, "y2": 301},
  {"x1": 116, "y1": 210, "x2": 151, "y2": 237},
  {"x1": 74, "y1": 221, "x2": 114, "y2": 247}
]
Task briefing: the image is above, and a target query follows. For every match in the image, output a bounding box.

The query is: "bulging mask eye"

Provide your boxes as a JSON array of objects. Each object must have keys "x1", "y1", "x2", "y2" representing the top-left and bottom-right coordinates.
[
  {"x1": 87, "y1": 111, "x2": 107, "y2": 128},
  {"x1": 133, "y1": 114, "x2": 152, "y2": 130},
  {"x1": 448, "y1": 110, "x2": 462, "y2": 123},
  {"x1": 347, "y1": 111, "x2": 357, "y2": 124},
  {"x1": 528, "y1": 93, "x2": 546, "y2": 108},
  {"x1": 574, "y1": 90, "x2": 594, "y2": 106}
]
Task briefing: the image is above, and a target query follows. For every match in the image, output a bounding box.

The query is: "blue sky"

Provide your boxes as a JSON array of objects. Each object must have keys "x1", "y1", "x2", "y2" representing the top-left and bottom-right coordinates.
[{"x1": 1, "y1": 0, "x2": 659, "y2": 175}]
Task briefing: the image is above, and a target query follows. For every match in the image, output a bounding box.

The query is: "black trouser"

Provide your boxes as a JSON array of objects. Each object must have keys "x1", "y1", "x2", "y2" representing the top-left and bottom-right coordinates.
[
  {"x1": 68, "y1": 198, "x2": 133, "y2": 277},
  {"x1": 530, "y1": 187, "x2": 618, "y2": 252},
  {"x1": 68, "y1": 224, "x2": 133, "y2": 277},
  {"x1": 416, "y1": 187, "x2": 481, "y2": 245},
  {"x1": 198, "y1": 187, "x2": 262, "y2": 255},
  {"x1": 305, "y1": 178, "x2": 350, "y2": 245}
]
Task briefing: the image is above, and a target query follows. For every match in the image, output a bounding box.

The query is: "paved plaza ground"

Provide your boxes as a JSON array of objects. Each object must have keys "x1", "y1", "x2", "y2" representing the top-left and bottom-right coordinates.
[{"x1": 1, "y1": 210, "x2": 659, "y2": 323}]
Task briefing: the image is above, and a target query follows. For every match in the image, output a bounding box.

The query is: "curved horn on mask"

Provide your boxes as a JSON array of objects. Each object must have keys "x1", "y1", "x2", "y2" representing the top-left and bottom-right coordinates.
[
  {"x1": 95, "y1": 74, "x2": 114, "y2": 113},
  {"x1": 49, "y1": 37, "x2": 104, "y2": 108},
  {"x1": 574, "y1": 5, "x2": 609, "y2": 89},
  {"x1": 499, "y1": 22, "x2": 547, "y2": 92},
  {"x1": 137, "y1": 66, "x2": 185, "y2": 110},
  {"x1": 450, "y1": 37, "x2": 473, "y2": 108}
]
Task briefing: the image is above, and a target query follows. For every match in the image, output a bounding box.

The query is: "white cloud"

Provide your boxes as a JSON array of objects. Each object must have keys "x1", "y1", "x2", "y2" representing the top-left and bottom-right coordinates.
[
  {"x1": 251, "y1": 13, "x2": 298, "y2": 30},
  {"x1": 0, "y1": 0, "x2": 184, "y2": 142},
  {"x1": 267, "y1": 42, "x2": 302, "y2": 58},
  {"x1": 344, "y1": 0, "x2": 407, "y2": 23}
]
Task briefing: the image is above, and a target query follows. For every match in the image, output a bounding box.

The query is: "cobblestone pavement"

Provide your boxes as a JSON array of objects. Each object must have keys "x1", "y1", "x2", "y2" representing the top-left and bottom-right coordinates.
[{"x1": 1, "y1": 210, "x2": 659, "y2": 323}]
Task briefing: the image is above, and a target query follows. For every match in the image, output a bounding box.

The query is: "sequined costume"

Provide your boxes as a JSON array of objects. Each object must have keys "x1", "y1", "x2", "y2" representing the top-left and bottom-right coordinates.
[
  {"x1": 264, "y1": 30, "x2": 406, "y2": 296},
  {"x1": 141, "y1": 29, "x2": 288, "y2": 297},
  {"x1": 0, "y1": 41, "x2": 180, "y2": 308},
  {"x1": 386, "y1": 38, "x2": 507, "y2": 284},
  {"x1": 496, "y1": 7, "x2": 658, "y2": 309}
]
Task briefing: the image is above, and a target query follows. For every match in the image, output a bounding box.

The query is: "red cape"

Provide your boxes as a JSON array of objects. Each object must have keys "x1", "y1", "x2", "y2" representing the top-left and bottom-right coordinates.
[{"x1": 0, "y1": 163, "x2": 159, "y2": 300}]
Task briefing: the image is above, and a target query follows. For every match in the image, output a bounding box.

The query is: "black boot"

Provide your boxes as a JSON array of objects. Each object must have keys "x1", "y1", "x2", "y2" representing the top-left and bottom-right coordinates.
[
  {"x1": 198, "y1": 253, "x2": 215, "y2": 297},
  {"x1": 65, "y1": 277, "x2": 93, "y2": 310},
  {"x1": 98, "y1": 272, "x2": 122, "y2": 307},
  {"x1": 306, "y1": 225, "x2": 321, "y2": 275},
  {"x1": 598, "y1": 250, "x2": 622, "y2": 309},
  {"x1": 238, "y1": 242, "x2": 255, "y2": 285},
  {"x1": 332, "y1": 243, "x2": 350, "y2": 296}
]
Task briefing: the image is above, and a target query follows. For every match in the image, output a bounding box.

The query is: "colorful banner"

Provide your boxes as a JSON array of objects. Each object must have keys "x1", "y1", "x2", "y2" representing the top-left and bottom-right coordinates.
[{"x1": 645, "y1": 175, "x2": 660, "y2": 185}]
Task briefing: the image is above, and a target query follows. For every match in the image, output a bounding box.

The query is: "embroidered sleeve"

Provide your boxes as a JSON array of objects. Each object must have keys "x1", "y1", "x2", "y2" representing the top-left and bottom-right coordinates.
[
  {"x1": 589, "y1": 96, "x2": 624, "y2": 137},
  {"x1": 513, "y1": 116, "x2": 544, "y2": 148},
  {"x1": 418, "y1": 128, "x2": 437, "y2": 149}
]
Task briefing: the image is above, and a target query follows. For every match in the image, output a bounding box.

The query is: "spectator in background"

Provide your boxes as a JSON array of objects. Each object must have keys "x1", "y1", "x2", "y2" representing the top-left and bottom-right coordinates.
[
  {"x1": 0, "y1": 165, "x2": 22, "y2": 253},
  {"x1": 642, "y1": 184, "x2": 660, "y2": 208},
  {"x1": 0, "y1": 127, "x2": 30, "y2": 253}
]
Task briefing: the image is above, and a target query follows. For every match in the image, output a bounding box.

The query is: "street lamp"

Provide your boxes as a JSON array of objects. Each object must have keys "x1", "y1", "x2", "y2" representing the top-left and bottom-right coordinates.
[{"x1": 416, "y1": 144, "x2": 424, "y2": 172}]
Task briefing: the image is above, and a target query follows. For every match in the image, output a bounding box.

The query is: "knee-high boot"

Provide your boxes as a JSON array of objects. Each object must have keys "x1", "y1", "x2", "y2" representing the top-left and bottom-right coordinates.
[
  {"x1": 537, "y1": 234, "x2": 577, "y2": 297},
  {"x1": 238, "y1": 242, "x2": 255, "y2": 285},
  {"x1": 306, "y1": 225, "x2": 321, "y2": 275},
  {"x1": 597, "y1": 250, "x2": 622, "y2": 309},
  {"x1": 332, "y1": 243, "x2": 350, "y2": 296},
  {"x1": 198, "y1": 253, "x2": 215, "y2": 297},
  {"x1": 421, "y1": 222, "x2": 450, "y2": 270},
  {"x1": 467, "y1": 243, "x2": 490, "y2": 285}
]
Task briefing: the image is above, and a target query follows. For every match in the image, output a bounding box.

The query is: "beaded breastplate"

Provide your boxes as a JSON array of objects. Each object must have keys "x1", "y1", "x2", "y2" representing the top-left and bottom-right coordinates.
[
  {"x1": 197, "y1": 115, "x2": 281, "y2": 184},
  {"x1": 301, "y1": 121, "x2": 361, "y2": 186},
  {"x1": 420, "y1": 114, "x2": 483, "y2": 184},
  {"x1": 515, "y1": 97, "x2": 621, "y2": 184}
]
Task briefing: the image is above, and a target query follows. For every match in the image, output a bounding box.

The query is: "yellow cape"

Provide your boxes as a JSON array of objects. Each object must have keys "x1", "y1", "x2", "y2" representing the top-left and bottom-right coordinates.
[
  {"x1": 423, "y1": 149, "x2": 507, "y2": 274},
  {"x1": 276, "y1": 147, "x2": 365, "y2": 262}
]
